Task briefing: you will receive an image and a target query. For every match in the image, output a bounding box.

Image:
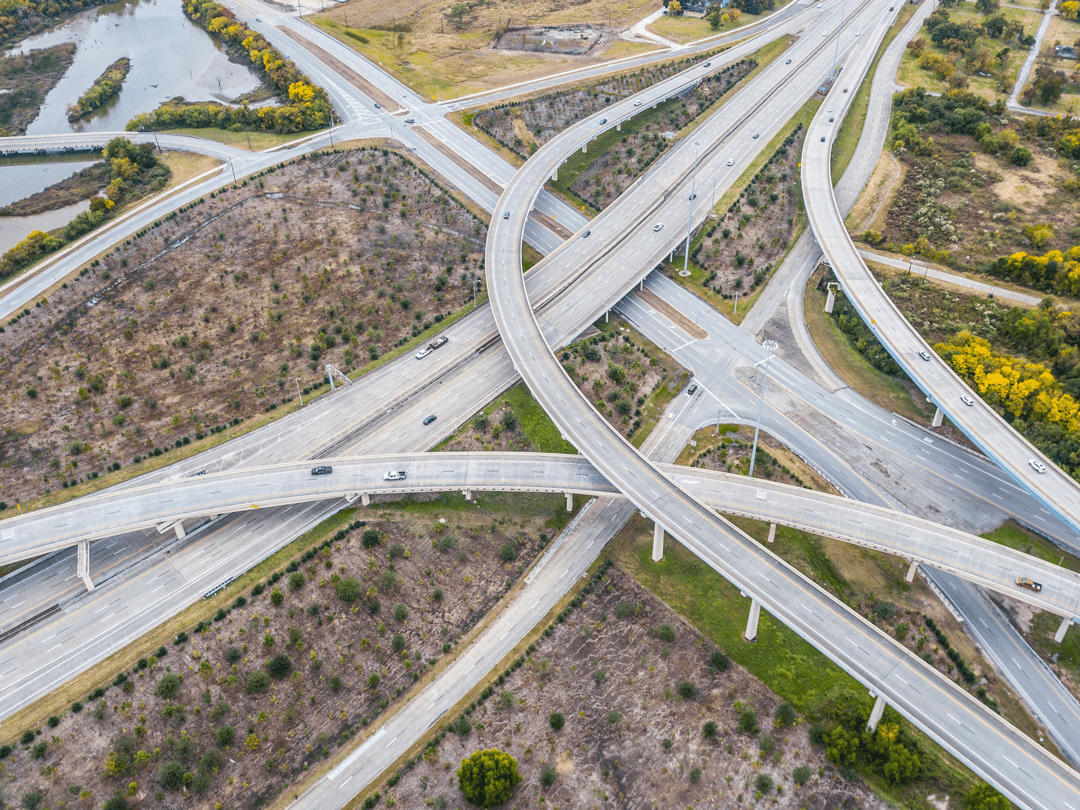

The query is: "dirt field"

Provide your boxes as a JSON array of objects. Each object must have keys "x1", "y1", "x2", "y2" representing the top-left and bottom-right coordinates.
[
  {"x1": 0, "y1": 493, "x2": 569, "y2": 810},
  {"x1": 383, "y1": 564, "x2": 890, "y2": 810},
  {"x1": 313, "y1": 0, "x2": 658, "y2": 101},
  {"x1": 877, "y1": 131, "x2": 1080, "y2": 271},
  {"x1": 0, "y1": 148, "x2": 485, "y2": 508},
  {"x1": 561, "y1": 317, "x2": 691, "y2": 444}
]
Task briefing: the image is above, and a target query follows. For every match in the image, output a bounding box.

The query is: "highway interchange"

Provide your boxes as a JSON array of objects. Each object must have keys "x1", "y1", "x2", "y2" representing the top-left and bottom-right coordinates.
[{"x1": 3, "y1": 0, "x2": 1080, "y2": 806}]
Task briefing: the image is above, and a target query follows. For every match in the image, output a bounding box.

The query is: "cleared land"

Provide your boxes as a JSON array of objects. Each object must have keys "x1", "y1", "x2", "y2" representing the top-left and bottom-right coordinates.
[
  {"x1": 0, "y1": 148, "x2": 486, "y2": 509},
  {"x1": 312, "y1": 0, "x2": 658, "y2": 101},
  {"x1": 0, "y1": 493, "x2": 573, "y2": 810}
]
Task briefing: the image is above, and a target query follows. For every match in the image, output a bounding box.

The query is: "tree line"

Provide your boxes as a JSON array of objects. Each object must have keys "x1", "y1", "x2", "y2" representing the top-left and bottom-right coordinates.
[
  {"x1": 0, "y1": 0, "x2": 112, "y2": 49},
  {"x1": 127, "y1": 0, "x2": 330, "y2": 135},
  {"x1": 67, "y1": 57, "x2": 130, "y2": 122}
]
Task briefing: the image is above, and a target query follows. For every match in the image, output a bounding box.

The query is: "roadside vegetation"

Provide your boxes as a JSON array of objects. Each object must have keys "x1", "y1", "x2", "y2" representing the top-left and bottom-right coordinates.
[
  {"x1": 560, "y1": 316, "x2": 690, "y2": 447},
  {"x1": 0, "y1": 43, "x2": 76, "y2": 136},
  {"x1": 379, "y1": 561, "x2": 894, "y2": 809},
  {"x1": 1018, "y1": 9, "x2": 1080, "y2": 113},
  {"x1": 0, "y1": 138, "x2": 170, "y2": 284},
  {"x1": 312, "y1": 0, "x2": 657, "y2": 101},
  {"x1": 127, "y1": 0, "x2": 330, "y2": 134},
  {"x1": 67, "y1": 57, "x2": 130, "y2": 122},
  {"x1": 0, "y1": 0, "x2": 112, "y2": 49},
  {"x1": 0, "y1": 494, "x2": 568, "y2": 810},
  {"x1": 440, "y1": 382, "x2": 577, "y2": 454},
  {"x1": 0, "y1": 147, "x2": 484, "y2": 511},
  {"x1": 0, "y1": 160, "x2": 111, "y2": 216}
]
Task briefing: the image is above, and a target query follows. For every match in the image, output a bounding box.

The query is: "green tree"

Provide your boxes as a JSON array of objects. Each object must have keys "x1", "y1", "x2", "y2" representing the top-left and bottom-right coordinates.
[
  {"x1": 708, "y1": 9, "x2": 723, "y2": 29},
  {"x1": 457, "y1": 749, "x2": 522, "y2": 807},
  {"x1": 336, "y1": 577, "x2": 361, "y2": 603},
  {"x1": 964, "y1": 783, "x2": 1011, "y2": 810},
  {"x1": 824, "y1": 725, "x2": 860, "y2": 767}
]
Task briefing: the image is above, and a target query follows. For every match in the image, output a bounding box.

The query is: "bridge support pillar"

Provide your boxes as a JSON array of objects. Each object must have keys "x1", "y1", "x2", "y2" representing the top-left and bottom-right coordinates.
[
  {"x1": 616, "y1": 121, "x2": 621, "y2": 131},
  {"x1": 552, "y1": 166, "x2": 558, "y2": 182},
  {"x1": 565, "y1": 493, "x2": 573, "y2": 512},
  {"x1": 605, "y1": 310, "x2": 609, "y2": 323},
  {"x1": 651, "y1": 521, "x2": 665, "y2": 562},
  {"x1": 744, "y1": 598, "x2": 761, "y2": 642},
  {"x1": 905, "y1": 559, "x2": 918, "y2": 583},
  {"x1": 825, "y1": 282, "x2": 839, "y2": 314},
  {"x1": 867, "y1": 693, "x2": 887, "y2": 733},
  {"x1": 767, "y1": 522, "x2": 777, "y2": 544},
  {"x1": 463, "y1": 489, "x2": 472, "y2": 502},
  {"x1": 361, "y1": 493, "x2": 370, "y2": 507},
  {"x1": 158, "y1": 520, "x2": 187, "y2": 540},
  {"x1": 932, "y1": 408, "x2": 944, "y2": 428},
  {"x1": 1055, "y1": 616, "x2": 1072, "y2": 643},
  {"x1": 581, "y1": 142, "x2": 587, "y2": 153},
  {"x1": 639, "y1": 278, "x2": 644, "y2": 292},
  {"x1": 77, "y1": 539, "x2": 94, "y2": 592}
]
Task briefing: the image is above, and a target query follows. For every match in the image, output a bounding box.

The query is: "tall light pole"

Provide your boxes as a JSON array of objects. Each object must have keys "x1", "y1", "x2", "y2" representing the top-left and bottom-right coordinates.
[
  {"x1": 683, "y1": 141, "x2": 703, "y2": 277},
  {"x1": 748, "y1": 339, "x2": 778, "y2": 479},
  {"x1": 832, "y1": 0, "x2": 849, "y2": 80}
]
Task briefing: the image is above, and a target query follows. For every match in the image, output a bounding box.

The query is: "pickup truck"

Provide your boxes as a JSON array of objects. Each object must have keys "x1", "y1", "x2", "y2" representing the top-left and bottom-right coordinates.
[
  {"x1": 384, "y1": 471, "x2": 407, "y2": 481},
  {"x1": 1016, "y1": 577, "x2": 1043, "y2": 592}
]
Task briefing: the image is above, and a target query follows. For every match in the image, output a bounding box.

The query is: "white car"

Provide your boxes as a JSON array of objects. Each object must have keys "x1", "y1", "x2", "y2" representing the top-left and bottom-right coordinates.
[
  {"x1": 384, "y1": 471, "x2": 407, "y2": 481},
  {"x1": 653, "y1": 223, "x2": 664, "y2": 232},
  {"x1": 415, "y1": 346, "x2": 432, "y2": 359},
  {"x1": 633, "y1": 100, "x2": 643, "y2": 107},
  {"x1": 726, "y1": 158, "x2": 734, "y2": 166},
  {"x1": 960, "y1": 395, "x2": 975, "y2": 406},
  {"x1": 1028, "y1": 459, "x2": 1047, "y2": 474},
  {"x1": 918, "y1": 351, "x2": 931, "y2": 361}
]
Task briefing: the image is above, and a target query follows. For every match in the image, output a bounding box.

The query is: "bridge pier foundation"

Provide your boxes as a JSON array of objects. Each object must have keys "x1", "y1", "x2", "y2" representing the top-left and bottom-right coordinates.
[
  {"x1": 651, "y1": 522, "x2": 665, "y2": 562},
  {"x1": 744, "y1": 598, "x2": 761, "y2": 642},
  {"x1": 77, "y1": 539, "x2": 94, "y2": 592},
  {"x1": 616, "y1": 121, "x2": 621, "y2": 131},
  {"x1": 906, "y1": 559, "x2": 918, "y2": 583},
  {"x1": 932, "y1": 408, "x2": 944, "y2": 428},
  {"x1": 463, "y1": 489, "x2": 472, "y2": 502},
  {"x1": 565, "y1": 493, "x2": 573, "y2": 512},
  {"x1": 825, "y1": 282, "x2": 839, "y2": 314},
  {"x1": 1055, "y1": 616, "x2": 1072, "y2": 643},
  {"x1": 157, "y1": 520, "x2": 187, "y2": 541},
  {"x1": 867, "y1": 693, "x2": 887, "y2": 733},
  {"x1": 767, "y1": 522, "x2": 777, "y2": 544},
  {"x1": 581, "y1": 142, "x2": 587, "y2": 153},
  {"x1": 361, "y1": 493, "x2": 370, "y2": 507},
  {"x1": 552, "y1": 166, "x2": 558, "y2": 182},
  {"x1": 605, "y1": 310, "x2": 609, "y2": 323}
]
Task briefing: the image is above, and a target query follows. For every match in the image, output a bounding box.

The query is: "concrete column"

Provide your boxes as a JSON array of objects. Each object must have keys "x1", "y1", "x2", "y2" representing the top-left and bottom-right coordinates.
[
  {"x1": 463, "y1": 489, "x2": 472, "y2": 502},
  {"x1": 767, "y1": 523, "x2": 777, "y2": 544},
  {"x1": 565, "y1": 493, "x2": 573, "y2": 512},
  {"x1": 77, "y1": 539, "x2": 94, "y2": 592},
  {"x1": 581, "y1": 142, "x2": 587, "y2": 153},
  {"x1": 173, "y1": 521, "x2": 186, "y2": 541},
  {"x1": 552, "y1": 167, "x2": 558, "y2": 182},
  {"x1": 866, "y1": 693, "x2": 887, "y2": 733},
  {"x1": 616, "y1": 121, "x2": 621, "y2": 131},
  {"x1": 605, "y1": 310, "x2": 609, "y2": 323},
  {"x1": 361, "y1": 493, "x2": 370, "y2": 507},
  {"x1": 639, "y1": 278, "x2": 644, "y2": 291},
  {"x1": 744, "y1": 598, "x2": 761, "y2": 641},
  {"x1": 905, "y1": 560, "x2": 919, "y2": 583},
  {"x1": 825, "y1": 284, "x2": 837, "y2": 314},
  {"x1": 932, "y1": 408, "x2": 944, "y2": 428},
  {"x1": 1055, "y1": 616, "x2": 1072, "y2": 643},
  {"x1": 651, "y1": 521, "x2": 665, "y2": 562}
]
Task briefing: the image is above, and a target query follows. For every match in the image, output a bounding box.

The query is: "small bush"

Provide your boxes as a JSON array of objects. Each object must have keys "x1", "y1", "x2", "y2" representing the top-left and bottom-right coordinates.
[
  {"x1": 677, "y1": 681, "x2": 696, "y2": 700},
  {"x1": 540, "y1": 762, "x2": 558, "y2": 788},
  {"x1": 336, "y1": 577, "x2": 362, "y2": 603},
  {"x1": 760, "y1": 734, "x2": 776, "y2": 754},
  {"x1": 393, "y1": 603, "x2": 408, "y2": 623},
  {"x1": 655, "y1": 623, "x2": 676, "y2": 642},
  {"x1": 709, "y1": 650, "x2": 730, "y2": 672},
  {"x1": 774, "y1": 702, "x2": 796, "y2": 728},
  {"x1": 549, "y1": 712, "x2": 565, "y2": 731},
  {"x1": 450, "y1": 714, "x2": 472, "y2": 736},
  {"x1": 224, "y1": 646, "x2": 242, "y2": 664},
  {"x1": 266, "y1": 654, "x2": 293, "y2": 680},
  {"x1": 157, "y1": 760, "x2": 185, "y2": 790},
  {"x1": 793, "y1": 765, "x2": 811, "y2": 786},
  {"x1": 690, "y1": 766, "x2": 702, "y2": 784},
  {"x1": 738, "y1": 708, "x2": 759, "y2": 735},
  {"x1": 361, "y1": 528, "x2": 382, "y2": 548},
  {"x1": 270, "y1": 588, "x2": 284, "y2": 605},
  {"x1": 245, "y1": 671, "x2": 272, "y2": 694},
  {"x1": 605, "y1": 710, "x2": 621, "y2": 726},
  {"x1": 155, "y1": 673, "x2": 183, "y2": 699},
  {"x1": 613, "y1": 600, "x2": 636, "y2": 618},
  {"x1": 755, "y1": 773, "x2": 774, "y2": 794},
  {"x1": 703, "y1": 720, "x2": 718, "y2": 739},
  {"x1": 288, "y1": 572, "x2": 305, "y2": 591},
  {"x1": 216, "y1": 725, "x2": 235, "y2": 747},
  {"x1": 391, "y1": 633, "x2": 406, "y2": 653}
]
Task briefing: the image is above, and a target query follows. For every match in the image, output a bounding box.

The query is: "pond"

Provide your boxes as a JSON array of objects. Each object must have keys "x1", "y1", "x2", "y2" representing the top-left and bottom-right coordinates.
[
  {"x1": 12, "y1": 0, "x2": 265, "y2": 136},
  {"x1": 0, "y1": 199, "x2": 91, "y2": 254},
  {"x1": 0, "y1": 160, "x2": 99, "y2": 207}
]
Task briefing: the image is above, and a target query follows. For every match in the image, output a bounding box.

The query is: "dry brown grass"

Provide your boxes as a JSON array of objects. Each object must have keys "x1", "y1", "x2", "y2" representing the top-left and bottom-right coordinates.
[
  {"x1": 313, "y1": 0, "x2": 658, "y2": 100},
  {"x1": 847, "y1": 150, "x2": 903, "y2": 234}
]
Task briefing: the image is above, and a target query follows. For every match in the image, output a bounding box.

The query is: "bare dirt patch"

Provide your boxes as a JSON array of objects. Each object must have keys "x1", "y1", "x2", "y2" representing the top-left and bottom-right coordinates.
[
  {"x1": 0, "y1": 148, "x2": 485, "y2": 507},
  {"x1": 0, "y1": 494, "x2": 567, "y2": 810},
  {"x1": 386, "y1": 565, "x2": 890, "y2": 810}
]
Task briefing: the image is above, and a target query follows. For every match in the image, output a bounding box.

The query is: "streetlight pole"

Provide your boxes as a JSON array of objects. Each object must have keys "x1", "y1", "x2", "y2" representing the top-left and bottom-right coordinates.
[
  {"x1": 295, "y1": 377, "x2": 304, "y2": 406},
  {"x1": 229, "y1": 158, "x2": 237, "y2": 184},
  {"x1": 683, "y1": 141, "x2": 703, "y2": 278},
  {"x1": 473, "y1": 278, "x2": 482, "y2": 309},
  {"x1": 329, "y1": 109, "x2": 335, "y2": 147},
  {"x1": 832, "y1": 0, "x2": 849, "y2": 80},
  {"x1": 748, "y1": 339, "x2": 778, "y2": 479}
]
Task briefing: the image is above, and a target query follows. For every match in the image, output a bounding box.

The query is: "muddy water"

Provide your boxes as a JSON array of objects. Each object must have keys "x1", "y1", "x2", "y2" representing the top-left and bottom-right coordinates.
[
  {"x1": 0, "y1": 199, "x2": 91, "y2": 254},
  {"x1": 0, "y1": 161, "x2": 99, "y2": 207},
  {"x1": 13, "y1": 0, "x2": 264, "y2": 136}
]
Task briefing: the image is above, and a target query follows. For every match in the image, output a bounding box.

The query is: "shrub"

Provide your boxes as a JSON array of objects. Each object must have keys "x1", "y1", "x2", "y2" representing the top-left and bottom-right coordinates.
[
  {"x1": 677, "y1": 681, "x2": 696, "y2": 700},
  {"x1": 20, "y1": 791, "x2": 44, "y2": 810},
  {"x1": 377, "y1": 570, "x2": 398, "y2": 593},
  {"x1": 549, "y1": 712, "x2": 565, "y2": 731},
  {"x1": 388, "y1": 543, "x2": 406, "y2": 560},
  {"x1": 605, "y1": 710, "x2": 621, "y2": 726},
  {"x1": 361, "y1": 528, "x2": 382, "y2": 548},
  {"x1": 450, "y1": 714, "x2": 472, "y2": 736},
  {"x1": 792, "y1": 765, "x2": 811, "y2": 786},
  {"x1": 540, "y1": 762, "x2": 558, "y2": 788},
  {"x1": 266, "y1": 654, "x2": 293, "y2": 680},
  {"x1": 102, "y1": 797, "x2": 129, "y2": 810},
  {"x1": 336, "y1": 577, "x2": 361, "y2": 603},
  {"x1": 655, "y1": 623, "x2": 676, "y2": 642},
  {"x1": 964, "y1": 783, "x2": 1010, "y2": 810},
  {"x1": 270, "y1": 588, "x2": 284, "y2": 605},
  {"x1": 155, "y1": 673, "x2": 183, "y2": 699},
  {"x1": 709, "y1": 650, "x2": 730, "y2": 672},
  {"x1": 393, "y1": 603, "x2": 409, "y2": 622},
  {"x1": 391, "y1": 633, "x2": 406, "y2": 653},
  {"x1": 29, "y1": 741, "x2": 47, "y2": 760},
  {"x1": 774, "y1": 702, "x2": 796, "y2": 728},
  {"x1": 199, "y1": 748, "x2": 224, "y2": 774},
  {"x1": 216, "y1": 725, "x2": 235, "y2": 747},
  {"x1": 703, "y1": 720, "x2": 718, "y2": 738},
  {"x1": 288, "y1": 572, "x2": 305, "y2": 591},
  {"x1": 19, "y1": 730, "x2": 34, "y2": 745},
  {"x1": 690, "y1": 766, "x2": 702, "y2": 784},
  {"x1": 457, "y1": 748, "x2": 522, "y2": 807},
  {"x1": 498, "y1": 543, "x2": 516, "y2": 562},
  {"x1": 245, "y1": 671, "x2": 272, "y2": 694},
  {"x1": 755, "y1": 773, "x2": 774, "y2": 794},
  {"x1": 613, "y1": 600, "x2": 636, "y2": 619},
  {"x1": 760, "y1": 734, "x2": 776, "y2": 754},
  {"x1": 738, "y1": 708, "x2": 759, "y2": 735},
  {"x1": 593, "y1": 670, "x2": 607, "y2": 686},
  {"x1": 157, "y1": 760, "x2": 185, "y2": 790},
  {"x1": 330, "y1": 674, "x2": 344, "y2": 693},
  {"x1": 224, "y1": 646, "x2": 242, "y2": 664}
]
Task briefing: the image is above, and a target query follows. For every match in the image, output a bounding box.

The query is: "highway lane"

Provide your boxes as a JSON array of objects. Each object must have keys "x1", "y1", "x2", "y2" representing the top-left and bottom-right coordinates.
[
  {"x1": 802, "y1": 5, "x2": 1080, "y2": 540},
  {"x1": 4, "y1": 453, "x2": 1078, "y2": 621},
  {"x1": 486, "y1": 0, "x2": 1080, "y2": 803}
]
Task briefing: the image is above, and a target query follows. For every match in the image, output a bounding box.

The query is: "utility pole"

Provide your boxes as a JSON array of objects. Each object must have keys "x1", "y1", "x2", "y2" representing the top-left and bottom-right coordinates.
[
  {"x1": 748, "y1": 340, "x2": 778, "y2": 479},
  {"x1": 229, "y1": 158, "x2": 237, "y2": 184},
  {"x1": 329, "y1": 108, "x2": 335, "y2": 147},
  {"x1": 682, "y1": 141, "x2": 703, "y2": 278},
  {"x1": 295, "y1": 377, "x2": 304, "y2": 406}
]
